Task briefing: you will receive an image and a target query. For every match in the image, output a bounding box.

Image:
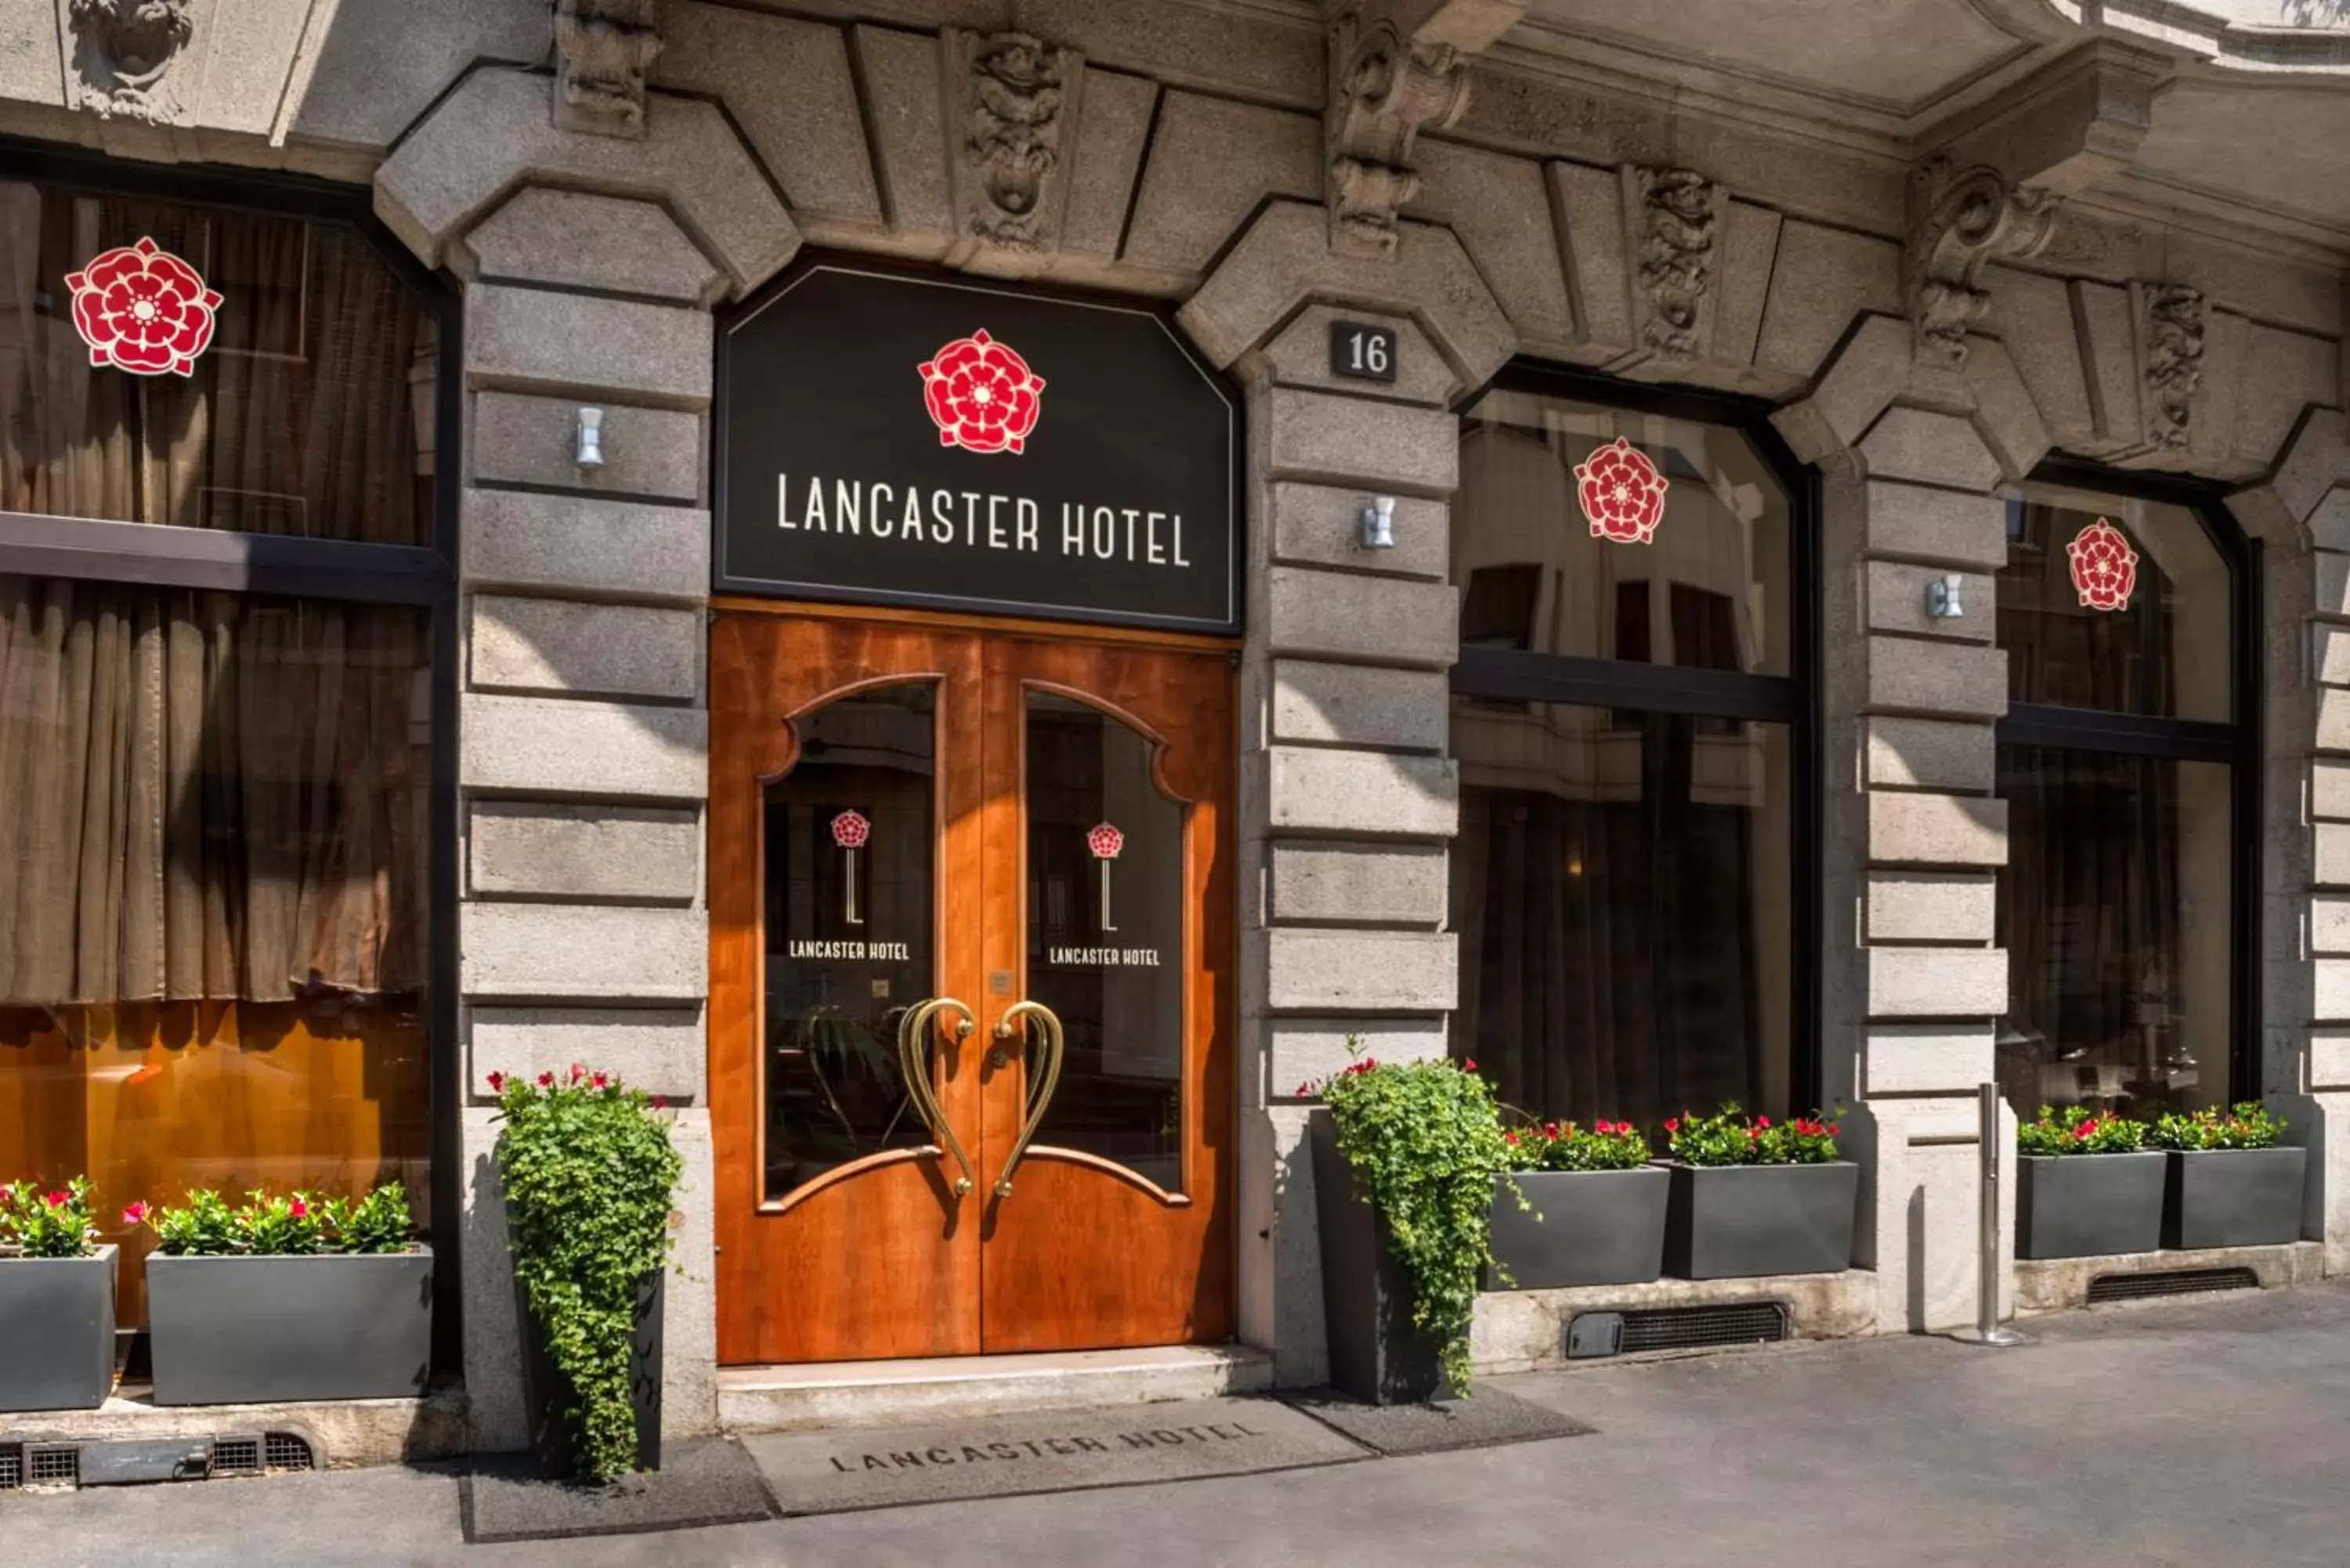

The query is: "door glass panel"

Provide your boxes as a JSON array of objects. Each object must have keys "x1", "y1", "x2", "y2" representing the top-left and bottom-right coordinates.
[
  {"x1": 762, "y1": 684, "x2": 937, "y2": 1201},
  {"x1": 1024, "y1": 692, "x2": 1185, "y2": 1194}
]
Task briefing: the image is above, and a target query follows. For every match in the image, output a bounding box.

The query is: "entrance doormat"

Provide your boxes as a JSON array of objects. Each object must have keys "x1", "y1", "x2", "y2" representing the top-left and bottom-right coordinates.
[
  {"x1": 461, "y1": 1436, "x2": 779, "y2": 1543},
  {"x1": 743, "y1": 1395, "x2": 1367, "y2": 1516},
  {"x1": 1279, "y1": 1386, "x2": 1597, "y2": 1458}
]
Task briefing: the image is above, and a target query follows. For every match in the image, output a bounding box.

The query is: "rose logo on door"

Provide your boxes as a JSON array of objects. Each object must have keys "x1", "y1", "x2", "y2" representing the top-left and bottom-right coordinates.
[
  {"x1": 832, "y1": 810, "x2": 870, "y2": 926},
  {"x1": 1089, "y1": 822, "x2": 1124, "y2": 932},
  {"x1": 916, "y1": 330, "x2": 1046, "y2": 454}
]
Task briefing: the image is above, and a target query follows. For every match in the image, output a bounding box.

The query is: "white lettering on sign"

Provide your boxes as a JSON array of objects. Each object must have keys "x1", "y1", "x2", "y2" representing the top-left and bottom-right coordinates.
[
  {"x1": 779, "y1": 475, "x2": 1188, "y2": 569},
  {"x1": 1045, "y1": 947, "x2": 1162, "y2": 967},
  {"x1": 788, "y1": 941, "x2": 914, "y2": 960}
]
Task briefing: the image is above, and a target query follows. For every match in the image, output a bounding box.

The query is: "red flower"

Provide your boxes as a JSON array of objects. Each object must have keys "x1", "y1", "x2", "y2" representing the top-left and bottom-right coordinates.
[
  {"x1": 569, "y1": 1064, "x2": 585, "y2": 1083},
  {"x1": 1461, "y1": 1059, "x2": 1477, "y2": 1073},
  {"x1": 2075, "y1": 1119, "x2": 2099, "y2": 1139},
  {"x1": 288, "y1": 1198, "x2": 309, "y2": 1219},
  {"x1": 1571, "y1": 437, "x2": 1669, "y2": 545},
  {"x1": 649, "y1": 1095, "x2": 668, "y2": 1110},
  {"x1": 591, "y1": 1072, "x2": 609, "y2": 1089},
  {"x1": 2066, "y1": 518, "x2": 2140, "y2": 613},
  {"x1": 1504, "y1": 1131, "x2": 1521, "y2": 1146},
  {"x1": 65, "y1": 237, "x2": 224, "y2": 378},
  {"x1": 1828, "y1": 1124, "x2": 1841, "y2": 1136},
  {"x1": 1087, "y1": 822, "x2": 1125, "y2": 860},
  {"x1": 917, "y1": 329, "x2": 1046, "y2": 455},
  {"x1": 830, "y1": 810, "x2": 871, "y2": 850},
  {"x1": 1294, "y1": 1081, "x2": 1313, "y2": 1096},
  {"x1": 1542, "y1": 1122, "x2": 1560, "y2": 1138},
  {"x1": 537, "y1": 1071, "x2": 556, "y2": 1089},
  {"x1": 45, "y1": 1190, "x2": 70, "y2": 1209},
  {"x1": 122, "y1": 1201, "x2": 149, "y2": 1225},
  {"x1": 1756, "y1": 1116, "x2": 1770, "y2": 1129},
  {"x1": 1665, "y1": 1118, "x2": 1679, "y2": 1134},
  {"x1": 486, "y1": 1071, "x2": 506, "y2": 1093}
]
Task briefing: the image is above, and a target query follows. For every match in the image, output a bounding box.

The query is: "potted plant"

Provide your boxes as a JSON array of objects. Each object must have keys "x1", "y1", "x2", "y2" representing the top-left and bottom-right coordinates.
[
  {"x1": 1488, "y1": 1119, "x2": 1667, "y2": 1289},
  {"x1": 136, "y1": 1182, "x2": 431, "y2": 1406},
  {"x1": 1661, "y1": 1106, "x2": 1857, "y2": 1279},
  {"x1": 2149, "y1": 1103, "x2": 2306, "y2": 1250},
  {"x1": 1307, "y1": 1050, "x2": 1510, "y2": 1404},
  {"x1": 2016, "y1": 1105, "x2": 2164, "y2": 1259},
  {"x1": 493, "y1": 1065, "x2": 682, "y2": 1482},
  {"x1": 0, "y1": 1177, "x2": 115, "y2": 1412}
]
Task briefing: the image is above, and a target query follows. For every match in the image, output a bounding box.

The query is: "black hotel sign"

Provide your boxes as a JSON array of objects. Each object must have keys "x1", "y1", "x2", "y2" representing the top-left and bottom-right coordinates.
[{"x1": 718, "y1": 265, "x2": 1238, "y2": 633}]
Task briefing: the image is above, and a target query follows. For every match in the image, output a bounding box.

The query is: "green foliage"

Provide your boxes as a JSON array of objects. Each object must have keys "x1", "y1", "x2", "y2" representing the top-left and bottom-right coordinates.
[
  {"x1": 137, "y1": 1184, "x2": 414, "y2": 1255},
  {"x1": 1665, "y1": 1104, "x2": 1843, "y2": 1166},
  {"x1": 1315, "y1": 1046, "x2": 1511, "y2": 1397},
  {"x1": 1501, "y1": 1118, "x2": 1650, "y2": 1172},
  {"x1": 493, "y1": 1065, "x2": 682, "y2": 1483},
  {"x1": 1, "y1": 1176, "x2": 97, "y2": 1259},
  {"x1": 2016, "y1": 1104, "x2": 2146, "y2": 1156},
  {"x1": 2148, "y1": 1102, "x2": 2285, "y2": 1151}
]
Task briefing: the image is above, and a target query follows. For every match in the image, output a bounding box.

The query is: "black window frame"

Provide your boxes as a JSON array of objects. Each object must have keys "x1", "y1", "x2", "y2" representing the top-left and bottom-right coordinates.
[
  {"x1": 1447, "y1": 362, "x2": 1823, "y2": 1117},
  {"x1": 1994, "y1": 456, "x2": 2262, "y2": 1105},
  {"x1": 0, "y1": 139, "x2": 465, "y2": 1373}
]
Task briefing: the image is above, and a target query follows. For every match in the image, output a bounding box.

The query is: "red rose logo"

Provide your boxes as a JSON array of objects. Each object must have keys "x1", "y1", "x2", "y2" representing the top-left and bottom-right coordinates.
[
  {"x1": 917, "y1": 330, "x2": 1044, "y2": 454},
  {"x1": 1087, "y1": 822, "x2": 1124, "y2": 860},
  {"x1": 64, "y1": 237, "x2": 222, "y2": 378},
  {"x1": 1572, "y1": 436, "x2": 1669, "y2": 544},
  {"x1": 2066, "y1": 518, "x2": 2139, "y2": 612},
  {"x1": 831, "y1": 810, "x2": 871, "y2": 849}
]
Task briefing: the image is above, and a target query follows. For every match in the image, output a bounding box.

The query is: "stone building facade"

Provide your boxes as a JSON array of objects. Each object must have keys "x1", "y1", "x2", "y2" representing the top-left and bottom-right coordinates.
[{"x1": 2, "y1": 0, "x2": 2348, "y2": 1452}]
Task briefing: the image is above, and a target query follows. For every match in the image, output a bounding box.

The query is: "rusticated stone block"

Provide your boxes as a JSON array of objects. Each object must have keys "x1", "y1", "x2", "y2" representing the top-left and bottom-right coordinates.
[
  {"x1": 1863, "y1": 717, "x2": 1996, "y2": 793},
  {"x1": 1864, "y1": 482, "x2": 2008, "y2": 569},
  {"x1": 468, "y1": 802, "x2": 700, "y2": 903},
  {"x1": 1265, "y1": 390, "x2": 1459, "y2": 495},
  {"x1": 471, "y1": 595, "x2": 700, "y2": 703},
  {"x1": 1264, "y1": 569, "x2": 1456, "y2": 669},
  {"x1": 1264, "y1": 748, "x2": 1457, "y2": 837},
  {"x1": 1263, "y1": 307, "x2": 1456, "y2": 407},
  {"x1": 1864, "y1": 1025, "x2": 1995, "y2": 1097},
  {"x1": 1868, "y1": 793, "x2": 2008, "y2": 868},
  {"x1": 1267, "y1": 841, "x2": 1448, "y2": 927},
  {"x1": 1860, "y1": 407, "x2": 2001, "y2": 491},
  {"x1": 1269, "y1": 1018, "x2": 1448, "y2": 1104},
  {"x1": 461, "y1": 694, "x2": 706, "y2": 800},
  {"x1": 461, "y1": 491, "x2": 710, "y2": 605},
  {"x1": 460, "y1": 903, "x2": 707, "y2": 1001},
  {"x1": 467, "y1": 1006, "x2": 705, "y2": 1102},
  {"x1": 1867, "y1": 636, "x2": 2006, "y2": 719},
  {"x1": 460, "y1": 189, "x2": 723, "y2": 303},
  {"x1": 1268, "y1": 483, "x2": 1447, "y2": 581},
  {"x1": 473, "y1": 393, "x2": 703, "y2": 502},
  {"x1": 467, "y1": 285, "x2": 710, "y2": 406},
  {"x1": 1865, "y1": 873, "x2": 1998, "y2": 942},
  {"x1": 1271, "y1": 661, "x2": 1448, "y2": 751},
  {"x1": 1866, "y1": 947, "x2": 2009, "y2": 1018},
  {"x1": 1866, "y1": 562, "x2": 1994, "y2": 643},
  {"x1": 1261, "y1": 929, "x2": 1458, "y2": 1012}
]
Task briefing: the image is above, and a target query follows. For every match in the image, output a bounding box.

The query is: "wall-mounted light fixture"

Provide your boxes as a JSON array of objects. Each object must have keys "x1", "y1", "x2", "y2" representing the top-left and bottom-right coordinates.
[
  {"x1": 576, "y1": 406, "x2": 605, "y2": 470},
  {"x1": 1359, "y1": 494, "x2": 1396, "y2": 550},
  {"x1": 1925, "y1": 573, "x2": 1965, "y2": 619}
]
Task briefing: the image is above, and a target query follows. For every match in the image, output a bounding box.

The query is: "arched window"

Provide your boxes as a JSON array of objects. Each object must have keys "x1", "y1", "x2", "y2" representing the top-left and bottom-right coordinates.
[
  {"x1": 1448, "y1": 372, "x2": 1813, "y2": 1129},
  {"x1": 1994, "y1": 468, "x2": 2254, "y2": 1119}
]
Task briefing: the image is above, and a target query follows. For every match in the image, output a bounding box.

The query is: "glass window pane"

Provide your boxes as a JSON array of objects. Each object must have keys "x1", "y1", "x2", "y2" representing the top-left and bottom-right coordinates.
[
  {"x1": 1998, "y1": 488, "x2": 2230, "y2": 721},
  {"x1": 0, "y1": 179, "x2": 436, "y2": 544},
  {"x1": 0, "y1": 574, "x2": 432, "y2": 1325},
  {"x1": 1456, "y1": 388, "x2": 1791, "y2": 676},
  {"x1": 1997, "y1": 746, "x2": 2232, "y2": 1118},
  {"x1": 1024, "y1": 692, "x2": 1185, "y2": 1195},
  {"x1": 1450, "y1": 697, "x2": 1794, "y2": 1127},
  {"x1": 761, "y1": 684, "x2": 938, "y2": 1201}
]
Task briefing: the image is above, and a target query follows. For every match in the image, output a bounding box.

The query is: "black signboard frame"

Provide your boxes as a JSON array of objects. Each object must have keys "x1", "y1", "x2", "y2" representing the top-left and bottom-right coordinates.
[{"x1": 714, "y1": 255, "x2": 1242, "y2": 635}]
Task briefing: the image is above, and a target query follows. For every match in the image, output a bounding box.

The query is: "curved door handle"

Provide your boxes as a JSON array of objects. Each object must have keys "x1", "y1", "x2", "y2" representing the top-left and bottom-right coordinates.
[
  {"x1": 991, "y1": 1000, "x2": 1066, "y2": 1199},
  {"x1": 898, "y1": 997, "x2": 978, "y2": 1197}
]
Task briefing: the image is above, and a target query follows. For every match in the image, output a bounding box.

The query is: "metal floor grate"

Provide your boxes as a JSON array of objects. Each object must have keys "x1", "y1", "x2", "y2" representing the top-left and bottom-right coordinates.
[
  {"x1": 211, "y1": 1436, "x2": 262, "y2": 1476},
  {"x1": 262, "y1": 1433, "x2": 315, "y2": 1472},
  {"x1": 27, "y1": 1444, "x2": 79, "y2": 1486},
  {"x1": 0, "y1": 1443, "x2": 21, "y2": 1490},
  {"x1": 2087, "y1": 1266, "x2": 2259, "y2": 1303},
  {"x1": 1617, "y1": 1302, "x2": 1789, "y2": 1353}
]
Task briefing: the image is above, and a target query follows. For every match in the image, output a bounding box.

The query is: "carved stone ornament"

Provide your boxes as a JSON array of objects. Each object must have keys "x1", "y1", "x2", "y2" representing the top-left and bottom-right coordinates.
[
  {"x1": 1904, "y1": 161, "x2": 2059, "y2": 370},
  {"x1": 2140, "y1": 284, "x2": 2206, "y2": 452},
  {"x1": 65, "y1": 0, "x2": 195, "y2": 122},
  {"x1": 551, "y1": 0, "x2": 661, "y2": 139},
  {"x1": 949, "y1": 31, "x2": 1079, "y2": 252},
  {"x1": 1325, "y1": 13, "x2": 1473, "y2": 259},
  {"x1": 1632, "y1": 168, "x2": 1717, "y2": 358}
]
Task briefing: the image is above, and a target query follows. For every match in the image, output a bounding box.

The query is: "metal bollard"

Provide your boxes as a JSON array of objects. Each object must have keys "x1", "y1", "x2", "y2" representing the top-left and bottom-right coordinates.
[{"x1": 1954, "y1": 1080, "x2": 2027, "y2": 1346}]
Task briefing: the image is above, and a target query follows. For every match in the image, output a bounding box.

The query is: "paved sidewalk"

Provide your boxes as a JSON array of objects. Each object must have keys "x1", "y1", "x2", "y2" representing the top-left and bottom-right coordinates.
[{"x1": 9, "y1": 1281, "x2": 2350, "y2": 1567}]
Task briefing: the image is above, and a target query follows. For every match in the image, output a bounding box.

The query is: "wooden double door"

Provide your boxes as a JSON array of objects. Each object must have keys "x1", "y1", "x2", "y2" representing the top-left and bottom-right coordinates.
[{"x1": 710, "y1": 608, "x2": 1236, "y2": 1364}]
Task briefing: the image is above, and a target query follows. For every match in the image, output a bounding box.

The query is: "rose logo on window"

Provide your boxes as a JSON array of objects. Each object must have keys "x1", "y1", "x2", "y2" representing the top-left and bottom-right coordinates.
[
  {"x1": 832, "y1": 811, "x2": 870, "y2": 927},
  {"x1": 1572, "y1": 437, "x2": 1669, "y2": 544},
  {"x1": 2066, "y1": 517, "x2": 2140, "y2": 612},
  {"x1": 1089, "y1": 822, "x2": 1124, "y2": 933},
  {"x1": 65, "y1": 237, "x2": 223, "y2": 379},
  {"x1": 916, "y1": 330, "x2": 1045, "y2": 455}
]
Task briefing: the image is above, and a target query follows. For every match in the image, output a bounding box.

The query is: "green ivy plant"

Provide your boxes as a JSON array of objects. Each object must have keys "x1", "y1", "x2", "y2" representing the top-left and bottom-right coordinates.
[
  {"x1": 1, "y1": 1176, "x2": 97, "y2": 1259},
  {"x1": 492, "y1": 1066, "x2": 682, "y2": 1483},
  {"x1": 1313, "y1": 1043, "x2": 1512, "y2": 1397},
  {"x1": 2148, "y1": 1103, "x2": 2285, "y2": 1151},
  {"x1": 2017, "y1": 1104, "x2": 2146, "y2": 1156}
]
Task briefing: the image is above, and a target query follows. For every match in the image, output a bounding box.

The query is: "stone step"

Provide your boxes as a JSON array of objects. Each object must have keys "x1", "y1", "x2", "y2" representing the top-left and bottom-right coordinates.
[{"x1": 718, "y1": 1344, "x2": 1274, "y2": 1434}]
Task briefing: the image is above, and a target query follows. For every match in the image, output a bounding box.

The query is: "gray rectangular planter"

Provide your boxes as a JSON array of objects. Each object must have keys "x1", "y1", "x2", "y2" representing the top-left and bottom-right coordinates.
[
  {"x1": 2163, "y1": 1147, "x2": 2308, "y2": 1250},
  {"x1": 147, "y1": 1248, "x2": 433, "y2": 1406},
  {"x1": 1307, "y1": 1111, "x2": 1448, "y2": 1405},
  {"x1": 1487, "y1": 1167, "x2": 1669, "y2": 1289},
  {"x1": 1665, "y1": 1162, "x2": 1859, "y2": 1280},
  {"x1": 2017, "y1": 1152, "x2": 2165, "y2": 1259},
  {"x1": 0, "y1": 1245, "x2": 116, "y2": 1412}
]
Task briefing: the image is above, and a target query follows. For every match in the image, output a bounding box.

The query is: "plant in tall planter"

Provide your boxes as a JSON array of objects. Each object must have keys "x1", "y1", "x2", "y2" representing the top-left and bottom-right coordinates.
[
  {"x1": 2015, "y1": 1105, "x2": 2165, "y2": 1259},
  {"x1": 494, "y1": 1066, "x2": 682, "y2": 1483},
  {"x1": 134, "y1": 1182, "x2": 434, "y2": 1406},
  {"x1": 2149, "y1": 1104, "x2": 2306, "y2": 1250},
  {"x1": 1487, "y1": 1121, "x2": 1668, "y2": 1290},
  {"x1": 1307, "y1": 1050, "x2": 1511, "y2": 1402},
  {"x1": 0, "y1": 1176, "x2": 116, "y2": 1412},
  {"x1": 1661, "y1": 1106, "x2": 1858, "y2": 1280}
]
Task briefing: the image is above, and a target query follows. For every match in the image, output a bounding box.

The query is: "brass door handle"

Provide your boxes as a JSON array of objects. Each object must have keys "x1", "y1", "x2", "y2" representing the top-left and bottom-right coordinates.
[
  {"x1": 991, "y1": 1000, "x2": 1065, "y2": 1199},
  {"x1": 898, "y1": 997, "x2": 978, "y2": 1196}
]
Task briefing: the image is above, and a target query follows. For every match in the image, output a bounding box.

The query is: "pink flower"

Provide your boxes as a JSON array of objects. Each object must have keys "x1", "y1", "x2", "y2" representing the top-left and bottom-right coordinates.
[
  {"x1": 288, "y1": 1198, "x2": 309, "y2": 1219},
  {"x1": 44, "y1": 1190, "x2": 69, "y2": 1209},
  {"x1": 1461, "y1": 1059, "x2": 1477, "y2": 1073},
  {"x1": 649, "y1": 1095, "x2": 669, "y2": 1110},
  {"x1": 122, "y1": 1201, "x2": 150, "y2": 1225},
  {"x1": 1828, "y1": 1124, "x2": 1841, "y2": 1136},
  {"x1": 1755, "y1": 1116, "x2": 1770, "y2": 1129},
  {"x1": 917, "y1": 330, "x2": 1047, "y2": 455},
  {"x1": 1665, "y1": 1118, "x2": 1679, "y2": 1134},
  {"x1": 1571, "y1": 437, "x2": 1669, "y2": 544},
  {"x1": 569, "y1": 1064, "x2": 585, "y2": 1083},
  {"x1": 1504, "y1": 1132, "x2": 1521, "y2": 1146},
  {"x1": 537, "y1": 1071, "x2": 555, "y2": 1089},
  {"x1": 591, "y1": 1072, "x2": 609, "y2": 1089},
  {"x1": 486, "y1": 1071, "x2": 506, "y2": 1093}
]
